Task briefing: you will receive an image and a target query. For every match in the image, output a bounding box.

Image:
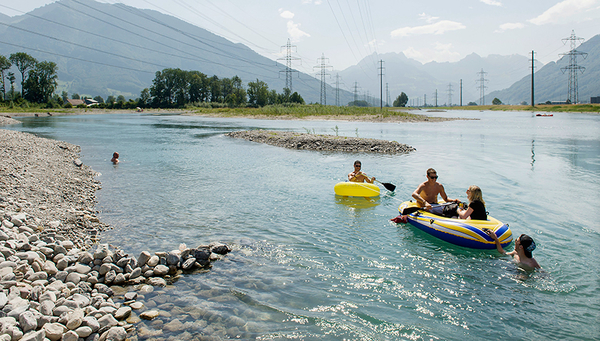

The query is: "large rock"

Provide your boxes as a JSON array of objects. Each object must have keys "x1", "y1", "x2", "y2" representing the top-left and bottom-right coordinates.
[{"x1": 43, "y1": 322, "x2": 66, "y2": 341}]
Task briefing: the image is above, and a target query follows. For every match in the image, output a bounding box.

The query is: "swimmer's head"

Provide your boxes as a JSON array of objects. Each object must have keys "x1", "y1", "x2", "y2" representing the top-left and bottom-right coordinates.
[
  {"x1": 518, "y1": 234, "x2": 536, "y2": 258},
  {"x1": 113, "y1": 152, "x2": 119, "y2": 158}
]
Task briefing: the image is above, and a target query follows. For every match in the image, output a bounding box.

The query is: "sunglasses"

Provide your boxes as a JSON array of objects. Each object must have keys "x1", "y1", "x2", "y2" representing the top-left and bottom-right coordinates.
[
  {"x1": 429, "y1": 175, "x2": 438, "y2": 179},
  {"x1": 354, "y1": 164, "x2": 361, "y2": 167}
]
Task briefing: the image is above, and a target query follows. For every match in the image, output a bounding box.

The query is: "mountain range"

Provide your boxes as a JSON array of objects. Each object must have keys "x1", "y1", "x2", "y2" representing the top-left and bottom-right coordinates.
[{"x1": 0, "y1": 0, "x2": 597, "y2": 105}]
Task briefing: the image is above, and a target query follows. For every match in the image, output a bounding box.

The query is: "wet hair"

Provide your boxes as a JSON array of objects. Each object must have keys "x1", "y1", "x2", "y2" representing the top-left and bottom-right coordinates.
[
  {"x1": 112, "y1": 152, "x2": 119, "y2": 158},
  {"x1": 354, "y1": 160, "x2": 361, "y2": 166},
  {"x1": 427, "y1": 168, "x2": 436, "y2": 176},
  {"x1": 468, "y1": 185, "x2": 485, "y2": 206},
  {"x1": 519, "y1": 234, "x2": 536, "y2": 258}
]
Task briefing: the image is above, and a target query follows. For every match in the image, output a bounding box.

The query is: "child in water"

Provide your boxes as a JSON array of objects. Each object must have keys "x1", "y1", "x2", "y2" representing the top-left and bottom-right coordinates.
[
  {"x1": 111, "y1": 152, "x2": 119, "y2": 164},
  {"x1": 485, "y1": 230, "x2": 541, "y2": 270}
]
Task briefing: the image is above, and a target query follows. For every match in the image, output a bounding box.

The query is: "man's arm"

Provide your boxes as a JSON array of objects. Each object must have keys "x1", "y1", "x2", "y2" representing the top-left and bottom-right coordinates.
[
  {"x1": 412, "y1": 183, "x2": 430, "y2": 208},
  {"x1": 485, "y1": 230, "x2": 506, "y2": 254}
]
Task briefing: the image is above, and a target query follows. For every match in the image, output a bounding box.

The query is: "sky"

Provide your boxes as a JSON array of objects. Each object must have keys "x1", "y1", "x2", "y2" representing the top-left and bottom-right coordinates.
[{"x1": 1, "y1": 0, "x2": 600, "y2": 77}]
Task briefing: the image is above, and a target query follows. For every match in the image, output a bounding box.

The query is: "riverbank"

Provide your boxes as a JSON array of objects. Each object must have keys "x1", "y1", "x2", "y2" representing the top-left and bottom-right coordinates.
[
  {"x1": 2, "y1": 106, "x2": 459, "y2": 123},
  {"x1": 0, "y1": 127, "x2": 231, "y2": 340},
  {"x1": 226, "y1": 130, "x2": 416, "y2": 154}
]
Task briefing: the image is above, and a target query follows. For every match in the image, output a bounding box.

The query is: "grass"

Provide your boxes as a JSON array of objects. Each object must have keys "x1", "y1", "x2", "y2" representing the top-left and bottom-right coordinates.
[{"x1": 190, "y1": 104, "x2": 427, "y2": 120}]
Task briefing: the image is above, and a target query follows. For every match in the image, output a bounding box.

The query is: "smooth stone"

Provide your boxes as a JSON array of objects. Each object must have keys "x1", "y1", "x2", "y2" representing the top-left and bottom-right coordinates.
[
  {"x1": 76, "y1": 325, "x2": 93, "y2": 337},
  {"x1": 146, "y1": 256, "x2": 159, "y2": 267},
  {"x1": 62, "y1": 330, "x2": 79, "y2": 341},
  {"x1": 39, "y1": 300, "x2": 55, "y2": 316},
  {"x1": 42, "y1": 261, "x2": 58, "y2": 276},
  {"x1": 94, "y1": 283, "x2": 113, "y2": 296},
  {"x1": 123, "y1": 292, "x2": 137, "y2": 301},
  {"x1": 19, "y1": 310, "x2": 38, "y2": 333},
  {"x1": 101, "y1": 326, "x2": 127, "y2": 341},
  {"x1": 66, "y1": 308, "x2": 85, "y2": 330},
  {"x1": 44, "y1": 322, "x2": 66, "y2": 341},
  {"x1": 113, "y1": 273, "x2": 126, "y2": 285},
  {"x1": 18, "y1": 330, "x2": 45, "y2": 341},
  {"x1": 129, "y1": 302, "x2": 143, "y2": 310},
  {"x1": 182, "y1": 258, "x2": 196, "y2": 270},
  {"x1": 66, "y1": 272, "x2": 81, "y2": 285},
  {"x1": 139, "y1": 285, "x2": 153, "y2": 294},
  {"x1": 137, "y1": 251, "x2": 151, "y2": 267},
  {"x1": 147, "y1": 277, "x2": 167, "y2": 287},
  {"x1": 97, "y1": 313, "x2": 118, "y2": 330},
  {"x1": 153, "y1": 265, "x2": 169, "y2": 277},
  {"x1": 82, "y1": 315, "x2": 100, "y2": 332},
  {"x1": 139, "y1": 310, "x2": 160, "y2": 320},
  {"x1": 114, "y1": 306, "x2": 131, "y2": 320},
  {"x1": 75, "y1": 264, "x2": 92, "y2": 274}
]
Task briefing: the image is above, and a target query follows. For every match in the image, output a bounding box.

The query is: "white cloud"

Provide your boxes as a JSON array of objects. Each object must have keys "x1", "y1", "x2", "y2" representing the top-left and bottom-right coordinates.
[
  {"x1": 495, "y1": 22, "x2": 525, "y2": 32},
  {"x1": 529, "y1": 0, "x2": 599, "y2": 25},
  {"x1": 366, "y1": 39, "x2": 385, "y2": 49},
  {"x1": 302, "y1": 0, "x2": 322, "y2": 4},
  {"x1": 287, "y1": 21, "x2": 310, "y2": 41},
  {"x1": 391, "y1": 20, "x2": 466, "y2": 38},
  {"x1": 418, "y1": 12, "x2": 439, "y2": 23},
  {"x1": 403, "y1": 47, "x2": 424, "y2": 60},
  {"x1": 480, "y1": 0, "x2": 502, "y2": 6},
  {"x1": 279, "y1": 9, "x2": 294, "y2": 19}
]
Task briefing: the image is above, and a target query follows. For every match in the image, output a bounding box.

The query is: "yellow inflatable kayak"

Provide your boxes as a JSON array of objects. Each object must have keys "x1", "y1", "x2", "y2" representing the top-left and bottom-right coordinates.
[
  {"x1": 396, "y1": 201, "x2": 512, "y2": 249},
  {"x1": 334, "y1": 182, "x2": 380, "y2": 197}
]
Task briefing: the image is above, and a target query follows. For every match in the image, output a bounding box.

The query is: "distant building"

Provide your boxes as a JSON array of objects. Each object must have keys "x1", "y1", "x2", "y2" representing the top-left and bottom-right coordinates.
[
  {"x1": 65, "y1": 98, "x2": 99, "y2": 107},
  {"x1": 65, "y1": 99, "x2": 84, "y2": 106},
  {"x1": 591, "y1": 96, "x2": 600, "y2": 104}
]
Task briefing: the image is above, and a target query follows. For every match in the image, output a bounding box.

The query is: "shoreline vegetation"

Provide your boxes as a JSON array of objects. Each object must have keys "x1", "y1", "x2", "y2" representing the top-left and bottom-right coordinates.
[{"x1": 1, "y1": 103, "x2": 598, "y2": 123}]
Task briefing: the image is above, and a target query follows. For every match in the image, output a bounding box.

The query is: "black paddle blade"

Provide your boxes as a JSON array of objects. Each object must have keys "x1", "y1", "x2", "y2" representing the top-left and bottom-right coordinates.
[
  {"x1": 382, "y1": 182, "x2": 396, "y2": 192},
  {"x1": 400, "y1": 206, "x2": 421, "y2": 215}
]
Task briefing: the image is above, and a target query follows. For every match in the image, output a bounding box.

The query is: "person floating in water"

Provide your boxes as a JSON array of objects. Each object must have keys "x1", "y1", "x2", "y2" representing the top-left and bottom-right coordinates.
[
  {"x1": 486, "y1": 230, "x2": 541, "y2": 270},
  {"x1": 348, "y1": 160, "x2": 375, "y2": 183},
  {"x1": 111, "y1": 152, "x2": 119, "y2": 164}
]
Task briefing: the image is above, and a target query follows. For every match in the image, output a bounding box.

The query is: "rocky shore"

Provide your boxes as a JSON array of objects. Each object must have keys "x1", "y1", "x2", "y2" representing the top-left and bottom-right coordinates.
[
  {"x1": 0, "y1": 127, "x2": 231, "y2": 340},
  {"x1": 226, "y1": 130, "x2": 416, "y2": 154}
]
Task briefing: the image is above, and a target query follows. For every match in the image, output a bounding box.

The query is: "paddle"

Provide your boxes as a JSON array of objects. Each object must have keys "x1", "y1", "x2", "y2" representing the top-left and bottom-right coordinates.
[{"x1": 374, "y1": 180, "x2": 396, "y2": 192}]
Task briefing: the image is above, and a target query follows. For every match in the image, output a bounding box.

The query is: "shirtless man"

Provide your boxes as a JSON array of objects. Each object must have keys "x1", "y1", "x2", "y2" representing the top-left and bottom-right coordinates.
[
  {"x1": 412, "y1": 168, "x2": 458, "y2": 215},
  {"x1": 111, "y1": 152, "x2": 119, "y2": 164},
  {"x1": 485, "y1": 231, "x2": 541, "y2": 270},
  {"x1": 348, "y1": 160, "x2": 375, "y2": 183}
]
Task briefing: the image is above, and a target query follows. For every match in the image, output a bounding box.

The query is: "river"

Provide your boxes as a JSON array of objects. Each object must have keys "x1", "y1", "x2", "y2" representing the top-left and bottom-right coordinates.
[{"x1": 7, "y1": 110, "x2": 600, "y2": 340}]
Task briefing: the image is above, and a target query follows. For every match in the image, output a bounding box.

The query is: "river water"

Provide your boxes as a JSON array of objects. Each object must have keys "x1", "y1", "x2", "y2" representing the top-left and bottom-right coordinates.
[{"x1": 7, "y1": 110, "x2": 600, "y2": 340}]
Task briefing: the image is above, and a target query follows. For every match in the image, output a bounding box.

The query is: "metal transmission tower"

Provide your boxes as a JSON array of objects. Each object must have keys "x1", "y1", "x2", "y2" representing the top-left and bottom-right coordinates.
[
  {"x1": 433, "y1": 89, "x2": 438, "y2": 107},
  {"x1": 314, "y1": 53, "x2": 332, "y2": 105},
  {"x1": 560, "y1": 30, "x2": 587, "y2": 104},
  {"x1": 386, "y1": 83, "x2": 390, "y2": 107},
  {"x1": 459, "y1": 79, "x2": 462, "y2": 106},
  {"x1": 447, "y1": 83, "x2": 453, "y2": 106},
  {"x1": 530, "y1": 51, "x2": 536, "y2": 106},
  {"x1": 353, "y1": 82, "x2": 361, "y2": 104},
  {"x1": 378, "y1": 60, "x2": 385, "y2": 109},
  {"x1": 476, "y1": 69, "x2": 488, "y2": 105},
  {"x1": 277, "y1": 39, "x2": 300, "y2": 92},
  {"x1": 334, "y1": 74, "x2": 344, "y2": 106}
]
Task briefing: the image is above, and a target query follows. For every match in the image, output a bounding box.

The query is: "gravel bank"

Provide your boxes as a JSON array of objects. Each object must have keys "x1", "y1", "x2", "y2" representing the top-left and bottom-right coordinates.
[
  {"x1": 226, "y1": 130, "x2": 416, "y2": 154},
  {"x1": 0, "y1": 128, "x2": 231, "y2": 340}
]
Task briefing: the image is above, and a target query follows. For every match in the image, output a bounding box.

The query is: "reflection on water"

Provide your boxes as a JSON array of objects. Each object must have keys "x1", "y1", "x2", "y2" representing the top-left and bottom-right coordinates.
[{"x1": 5, "y1": 111, "x2": 600, "y2": 340}]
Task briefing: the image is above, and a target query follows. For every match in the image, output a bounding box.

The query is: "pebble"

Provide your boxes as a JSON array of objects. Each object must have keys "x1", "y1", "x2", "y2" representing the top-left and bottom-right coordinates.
[
  {"x1": 0, "y1": 129, "x2": 231, "y2": 340},
  {"x1": 226, "y1": 130, "x2": 416, "y2": 154}
]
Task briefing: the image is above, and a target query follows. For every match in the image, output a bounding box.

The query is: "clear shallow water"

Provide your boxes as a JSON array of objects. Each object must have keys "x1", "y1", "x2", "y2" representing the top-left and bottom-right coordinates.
[{"x1": 7, "y1": 111, "x2": 600, "y2": 340}]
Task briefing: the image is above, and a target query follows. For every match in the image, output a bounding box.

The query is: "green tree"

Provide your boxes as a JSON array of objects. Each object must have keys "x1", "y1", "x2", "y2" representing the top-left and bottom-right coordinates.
[
  {"x1": 93, "y1": 95, "x2": 104, "y2": 104},
  {"x1": 468, "y1": 102, "x2": 478, "y2": 106},
  {"x1": 393, "y1": 92, "x2": 408, "y2": 107},
  {"x1": 61, "y1": 91, "x2": 68, "y2": 103},
  {"x1": 492, "y1": 98, "x2": 502, "y2": 105},
  {"x1": 107, "y1": 95, "x2": 116, "y2": 105},
  {"x1": 116, "y1": 95, "x2": 125, "y2": 103},
  {"x1": 0, "y1": 55, "x2": 11, "y2": 101},
  {"x1": 247, "y1": 79, "x2": 269, "y2": 107},
  {"x1": 72, "y1": 93, "x2": 80, "y2": 99},
  {"x1": 138, "y1": 89, "x2": 150, "y2": 107},
  {"x1": 209, "y1": 75, "x2": 221, "y2": 103},
  {"x1": 7, "y1": 72, "x2": 16, "y2": 101},
  {"x1": 9, "y1": 52, "x2": 37, "y2": 98},
  {"x1": 290, "y1": 92, "x2": 305, "y2": 104},
  {"x1": 23, "y1": 61, "x2": 58, "y2": 103}
]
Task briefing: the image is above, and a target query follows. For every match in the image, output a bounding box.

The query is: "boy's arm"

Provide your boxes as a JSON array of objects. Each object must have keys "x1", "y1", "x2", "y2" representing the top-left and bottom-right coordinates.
[{"x1": 485, "y1": 230, "x2": 506, "y2": 255}]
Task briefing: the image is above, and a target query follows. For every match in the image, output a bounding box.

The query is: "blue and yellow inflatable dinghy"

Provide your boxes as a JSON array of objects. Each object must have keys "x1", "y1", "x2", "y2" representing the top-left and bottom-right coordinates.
[
  {"x1": 334, "y1": 182, "x2": 380, "y2": 197},
  {"x1": 397, "y1": 201, "x2": 512, "y2": 249}
]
